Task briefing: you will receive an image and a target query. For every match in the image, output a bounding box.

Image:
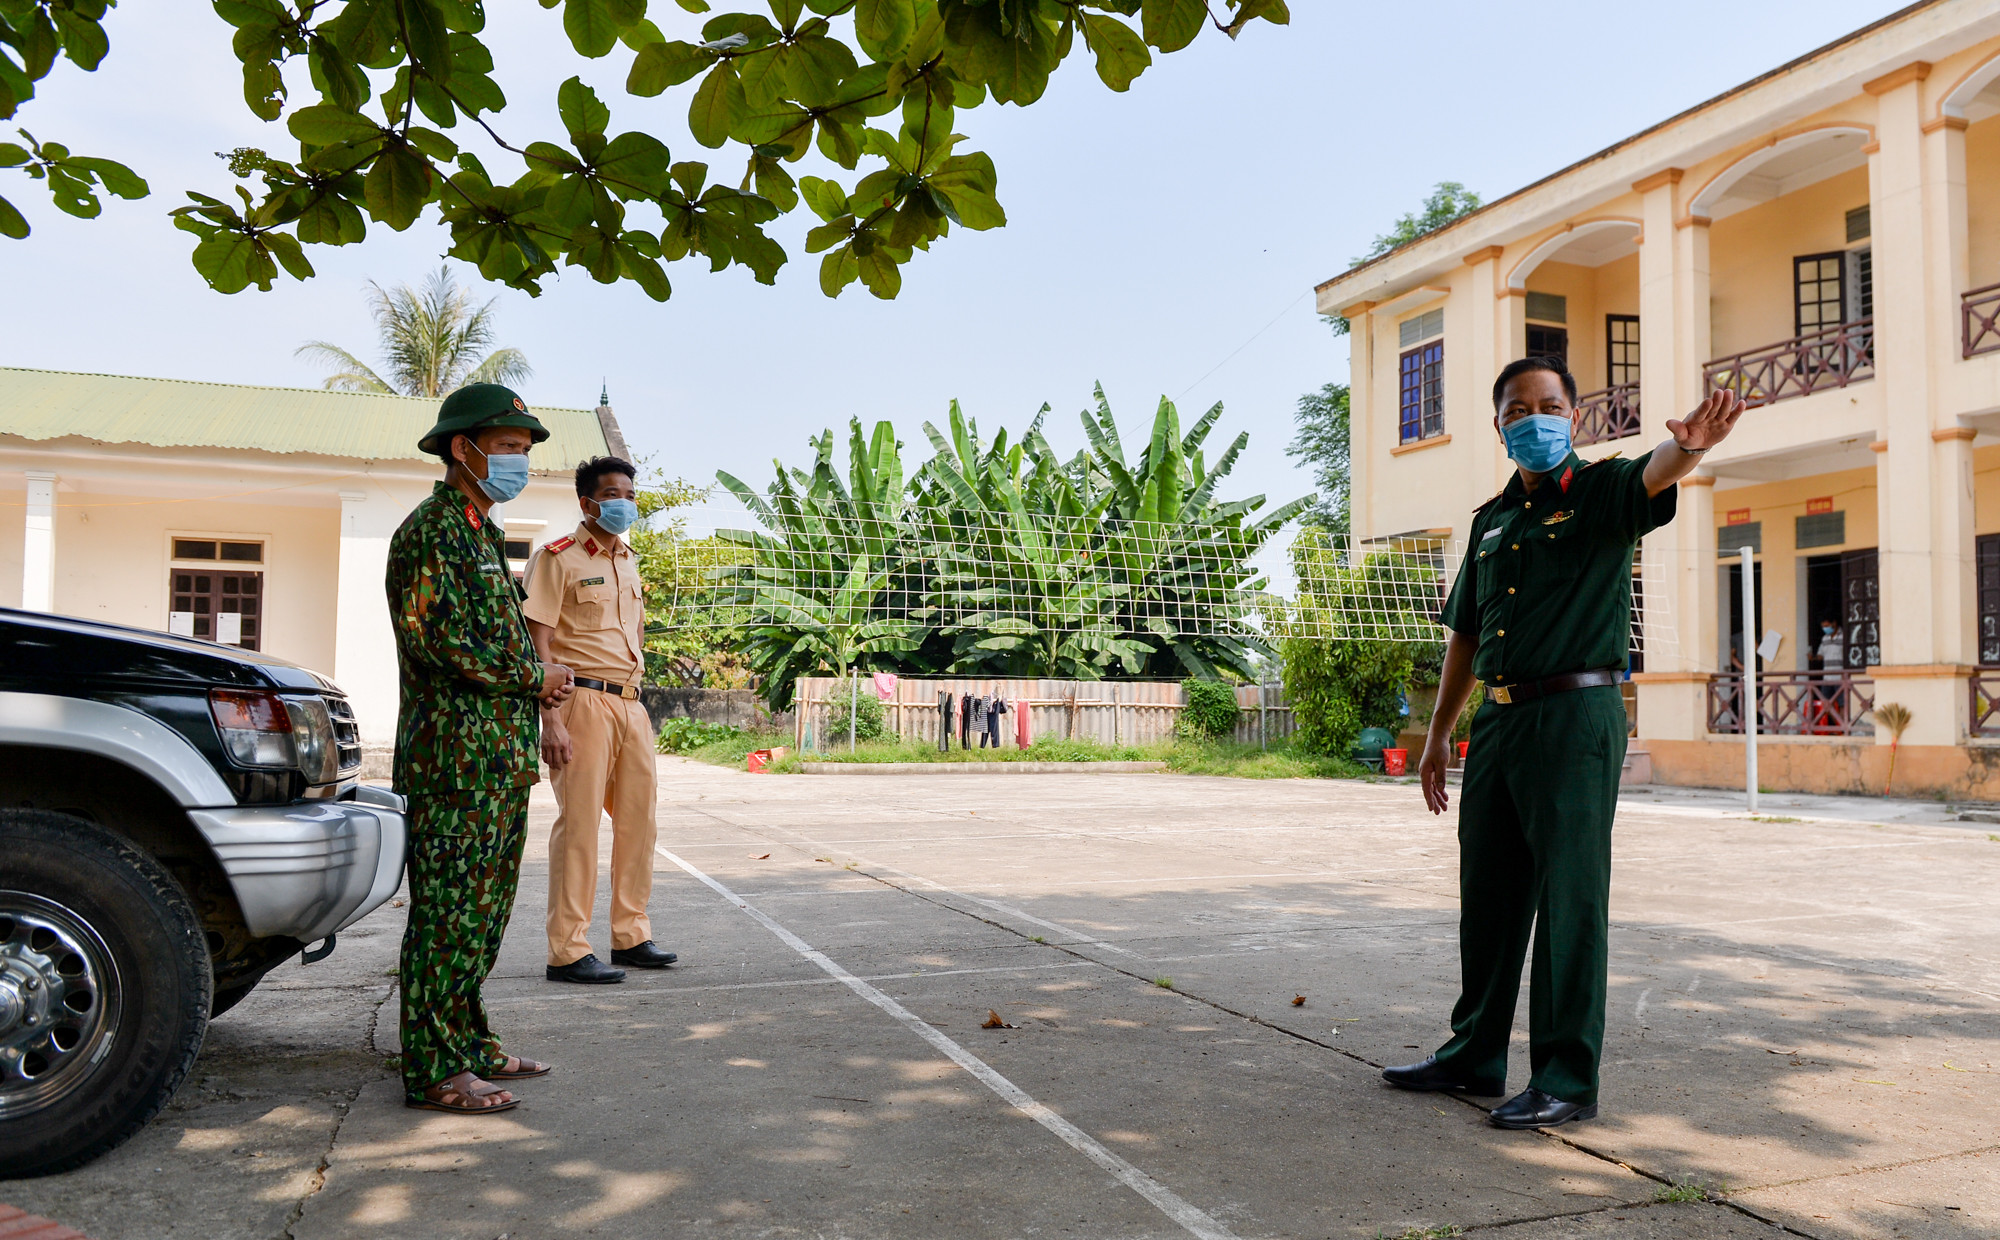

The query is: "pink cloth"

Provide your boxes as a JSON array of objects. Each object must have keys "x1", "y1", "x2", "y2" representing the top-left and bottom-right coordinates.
[
  {"x1": 1016, "y1": 699, "x2": 1030, "y2": 748},
  {"x1": 871, "y1": 672, "x2": 899, "y2": 701}
]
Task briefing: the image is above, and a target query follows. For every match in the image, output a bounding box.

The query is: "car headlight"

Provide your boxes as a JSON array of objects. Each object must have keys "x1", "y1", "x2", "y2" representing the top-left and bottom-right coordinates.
[{"x1": 209, "y1": 690, "x2": 340, "y2": 783}]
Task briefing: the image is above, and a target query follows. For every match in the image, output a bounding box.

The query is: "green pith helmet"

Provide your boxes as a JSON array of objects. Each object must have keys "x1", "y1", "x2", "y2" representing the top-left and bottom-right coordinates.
[{"x1": 417, "y1": 383, "x2": 551, "y2": 456}]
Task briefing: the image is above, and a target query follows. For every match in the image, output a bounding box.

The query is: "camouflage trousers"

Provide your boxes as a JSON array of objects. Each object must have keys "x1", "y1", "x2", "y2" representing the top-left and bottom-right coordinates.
[{"x1": 399, "y1": 786, "x2": 529, "y2": 1099}]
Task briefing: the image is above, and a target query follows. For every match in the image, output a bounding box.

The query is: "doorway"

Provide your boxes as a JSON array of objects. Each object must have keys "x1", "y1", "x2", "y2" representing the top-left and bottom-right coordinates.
[
  {"x1": 1725, "y1": 560, "x2": 1764, "y2": 672},
  {"x1": 1804, "y1": 554, "x2": 1843, "y2": 669}
]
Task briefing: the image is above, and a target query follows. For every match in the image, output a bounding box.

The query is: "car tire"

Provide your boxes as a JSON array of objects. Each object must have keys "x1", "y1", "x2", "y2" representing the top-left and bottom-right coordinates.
[{"x1": 0, "y1": 807, "x2": 211, "y2": 1179}]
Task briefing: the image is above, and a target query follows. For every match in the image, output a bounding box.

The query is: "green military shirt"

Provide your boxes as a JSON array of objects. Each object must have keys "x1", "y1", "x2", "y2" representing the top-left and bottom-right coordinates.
[
  {"x1": 385, "y1": 481, "x2": 545, "y2": 795},
  {"x1": 1440, "y1": 451, "x2": 1677, "y2": 686}
]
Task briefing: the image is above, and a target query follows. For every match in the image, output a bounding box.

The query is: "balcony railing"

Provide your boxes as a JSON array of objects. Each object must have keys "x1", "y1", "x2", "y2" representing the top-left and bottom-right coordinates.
[
  {"x1": 1707, "y1": 671, "x2": 1875, "y2": 737},
  {"x1": 1963, "y1": 283, "x2": 2000, "y2": 358},
  {"x1": 1704, "y1": 319, "x2": 1875, "y2": 409},
  {"x1": 1573, "y1": 382, "x2": 1640, "y2": 447},
  {"x1": 1971, "y1": 671, "x2": 2000, "y2": 737}
]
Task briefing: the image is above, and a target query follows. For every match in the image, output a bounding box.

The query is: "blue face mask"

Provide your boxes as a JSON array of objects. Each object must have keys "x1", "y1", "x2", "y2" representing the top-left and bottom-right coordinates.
[
  {"x1": 1501, "y1": 413, "x2": 1573, "y2": 474},
  {"x1": 467, "y1": 440, "x2": 530, "y2": 503},
  {"x1": 591, "y1": 497, "x2": 639, "y2": 535}
]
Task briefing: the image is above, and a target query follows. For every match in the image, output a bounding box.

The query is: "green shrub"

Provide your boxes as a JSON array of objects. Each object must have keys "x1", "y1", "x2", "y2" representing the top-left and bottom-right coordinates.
[
  {"x1": 823, "y1": 680, "x2": 890, "y2": 745},
  {"x1": 656, "y1": 717, "x2": 747, "y2": 754},
  {"x1": 1281, "y1": 638, "x2": 1413, "y2": 759},
  {"x1": 1177, "y1": 678, "x2": 1241, "y2": 740}
]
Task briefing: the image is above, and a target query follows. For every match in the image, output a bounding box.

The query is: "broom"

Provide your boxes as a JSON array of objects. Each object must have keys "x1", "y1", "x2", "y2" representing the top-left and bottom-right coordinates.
[{"x1": 1875, "y1": 702, "x2": 1912, "y2": 796}]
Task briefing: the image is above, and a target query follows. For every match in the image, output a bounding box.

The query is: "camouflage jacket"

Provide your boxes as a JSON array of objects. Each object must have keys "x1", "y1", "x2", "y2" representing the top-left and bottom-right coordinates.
[{"x1": 385, "y1": 481, "x2": 544, "y2": 795}]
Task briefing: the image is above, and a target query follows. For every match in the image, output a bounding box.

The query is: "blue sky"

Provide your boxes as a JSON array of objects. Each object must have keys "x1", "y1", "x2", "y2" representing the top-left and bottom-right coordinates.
[{"x1": 3, "y1": 1, "x2": 1894, "y2": 530}]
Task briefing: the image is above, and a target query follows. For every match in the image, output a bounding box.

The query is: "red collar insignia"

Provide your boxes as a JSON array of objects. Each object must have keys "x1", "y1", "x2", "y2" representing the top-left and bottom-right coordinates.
[
  {"x1": 1559, "y1": 465, "x2": 1574, "y2": 494},
  {"x1": 464, "y1": 502, "x2": 482, "y2": 529},
  {"x1": 584, "y1": 538, "x2": 600, "y2": 557}
]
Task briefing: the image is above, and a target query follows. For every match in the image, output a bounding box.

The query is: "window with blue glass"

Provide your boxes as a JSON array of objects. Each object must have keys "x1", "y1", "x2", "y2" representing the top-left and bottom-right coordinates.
[{"x1": 1398, "y1": 341, "x2": 1444, "y2": 443}]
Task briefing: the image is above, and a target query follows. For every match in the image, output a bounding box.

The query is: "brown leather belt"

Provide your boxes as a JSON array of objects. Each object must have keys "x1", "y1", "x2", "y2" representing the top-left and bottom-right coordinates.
[
  {"x1": 574, "y1": 677, "x2": 642, "y2": 701},
  {"x1": 1486, "y1": 668, "x2": 1620, "y2": 706}
]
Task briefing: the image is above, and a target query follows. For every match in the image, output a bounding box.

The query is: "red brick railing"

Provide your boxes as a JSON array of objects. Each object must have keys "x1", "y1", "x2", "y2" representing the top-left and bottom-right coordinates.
[
  {"x1": 1707, "y1": 671, "x2": 1875, "y2": 737},
  {"x1": 1573, "y1": 382, "x2": 1641, "y2": 447},
  {"x1": 1704, "y1": 320, "x2": 1875, "y2": 409}
]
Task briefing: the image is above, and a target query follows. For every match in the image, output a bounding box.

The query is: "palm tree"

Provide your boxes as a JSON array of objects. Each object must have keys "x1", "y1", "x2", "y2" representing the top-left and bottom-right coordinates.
[{"x1": 296, "y1": 265, "x2": 532, "y2": 397}]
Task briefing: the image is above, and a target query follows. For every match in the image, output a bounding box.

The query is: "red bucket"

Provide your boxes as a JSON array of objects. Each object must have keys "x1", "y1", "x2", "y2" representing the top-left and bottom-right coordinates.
[
  {"x1": 1382, "y1": 748, "x2": 1408, "y2": 776},
  {"x1": 1457, "y1": 740, "x2": 1469, "y2": 761},
  {"x1": 747, "y1": 749, "x2": 773, "y2": 774}
]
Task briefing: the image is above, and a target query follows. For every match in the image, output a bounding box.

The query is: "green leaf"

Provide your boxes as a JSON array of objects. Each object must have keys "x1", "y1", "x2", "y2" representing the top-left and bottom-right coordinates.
[
  {"x1": 783, "y1": 35, "x2": 856, "y2": 105},
  {"x1": 263, "y1": 230, "x2": 316, "y2": 280},
  {"x1": 241, "y1": 57, "x2": 286, "y2": 121},
  {"x1": 0, "y1": 193, "x2": 27, "y2": 239},
  {"x1": 364, "y1": 146, "x2": 433, "y2": 229},
  {"x1": 854, "y1": 0, "x2": 915, "y2": 60},
  {"x1": 748, "y1": 154, "x2": 797, "y2": 211},
  {"x1": 564, "y1": 0, "x2": 626, "y2": 57},
  {"x1": 68, "y1": 157, "x2": 147, "y2": 199},
  {"x1": 819, "y1": 246, "x2": 857, "y2": 296},
  {"x1": 856, "y1": 245, "x2": 900, "y2": 298},
  {"x1": 1079, "y1": 13, "x2": 1150, "y2": 91},
  {"x1": 557, "y1": 76, "x2": 612, "y2": 139},
  {"x1": 401, "y1": 0, "x2": 455, "y2": 80},
  {"x1": 627, "y1": 39, "x2": 710, "y2": 95},
  {"x1": 295, "y1": 191, "x2": 367, "y2": 244},
  {"x1": 1141, "y1": 0, "x2": 1205, "y2": 52},
  {"x1": 799, "y1": 175, "x2": 847, "y2": 222},
  {"x1": 687, "y1": 63, "x2": 743, "y2": 148},
  {"x1": 405, "y1": 127, "x2": 460, "y2": 162},
  {"x1": 0, "y1": 143, "x2": 30, "y2": 168},
  {"x1": 599, "y1": 130, "x2": 672, "y2": 197},
  {"x1": 192, "y1": 231, "x2": 258, "y2": 293},
  {"x1": 51, "y1": 7, "x2": 111, "y2": 71},
  {"x1": 288, "y1": 105, "x2": 385, "y2": 146},
  {"x1": 621, "y1": 246, "x2": 672, "y2": 299}
]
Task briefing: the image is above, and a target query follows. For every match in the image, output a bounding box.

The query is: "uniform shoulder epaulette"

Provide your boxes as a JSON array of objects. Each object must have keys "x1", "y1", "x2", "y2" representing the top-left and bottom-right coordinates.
[
  {"x1": 544, "y1": 535, "x2": 576, "y2": 554},
  {"x1": 1473, "y1": 490, "x2": 1505, "y2": 515},
  {"x1": 1583, "y1": 452, "x2": 1624, "y2": 466}
]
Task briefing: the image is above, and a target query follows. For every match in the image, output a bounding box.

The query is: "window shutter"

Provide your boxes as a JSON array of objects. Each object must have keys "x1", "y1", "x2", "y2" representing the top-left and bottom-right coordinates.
[
  {"x1": 1718, "y1": 522, "x2": 1762, "y2": 554},
  {"x1": 1525, "y1": 292, "x2": 1567, "y2": 324},
  {"x1": 1846, "y1": 204, "x2": 1871, "y2": 243},
  {"x1": 1796, "y1": 511, "x2": 1845, "y2": 549},
  {"x1": 1399, "y1": 308, "x2": 1443, "y2": 347}
]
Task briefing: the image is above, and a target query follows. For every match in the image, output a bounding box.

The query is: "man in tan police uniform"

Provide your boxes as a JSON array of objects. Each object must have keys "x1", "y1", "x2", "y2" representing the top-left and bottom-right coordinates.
[{"x1": 523, "y1": 455, "x2": 678, "y2": 984}]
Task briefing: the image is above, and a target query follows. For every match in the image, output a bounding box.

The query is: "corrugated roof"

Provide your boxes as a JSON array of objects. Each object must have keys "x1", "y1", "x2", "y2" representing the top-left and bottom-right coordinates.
[{"x1": 0, "y1": 367, "x2": 609, "y2": 470}]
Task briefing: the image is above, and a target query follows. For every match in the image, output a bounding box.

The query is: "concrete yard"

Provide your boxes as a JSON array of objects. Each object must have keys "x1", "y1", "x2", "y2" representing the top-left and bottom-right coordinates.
[{"x1": 7, "y1": 762, "x2": 1998, "y2": 1239}]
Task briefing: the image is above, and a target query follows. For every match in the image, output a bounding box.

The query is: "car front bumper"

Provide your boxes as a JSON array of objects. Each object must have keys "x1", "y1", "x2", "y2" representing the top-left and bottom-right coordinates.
[{"x1": 188, "y1": 785, "x2": 408, "y2": 944}]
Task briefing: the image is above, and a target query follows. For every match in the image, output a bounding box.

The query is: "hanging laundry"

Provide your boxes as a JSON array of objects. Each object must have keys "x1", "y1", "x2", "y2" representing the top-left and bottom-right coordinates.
[
  {"x1": 1016, "y1": 698, "x2": 1030, "y2": 748},
  {"x1": 872, "y1": 672, "x2": 899, "y2": 701},
  {"x1": 986, "y1": 697, "x2": 1008, "y2": 748},
  {"x1": 938, "y1": 691, "x2": 953, "y2": 752},
  {"x1": 959, "y1": 693, "x2": 972, "y2": 748}
]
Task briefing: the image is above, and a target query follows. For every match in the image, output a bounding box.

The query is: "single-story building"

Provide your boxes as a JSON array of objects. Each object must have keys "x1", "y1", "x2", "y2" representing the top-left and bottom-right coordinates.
[{"x1": 0, "y1": 367, "x2": 630, "y2": 751}]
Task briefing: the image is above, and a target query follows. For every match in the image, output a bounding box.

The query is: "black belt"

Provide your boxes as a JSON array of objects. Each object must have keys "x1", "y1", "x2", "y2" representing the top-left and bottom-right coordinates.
[
  {"x1": 573, "y1": 677, "x2": 641, "y2": 701},
  {"x1": 1486, "y1": 669, "x2": 1620, "y2": 706}
]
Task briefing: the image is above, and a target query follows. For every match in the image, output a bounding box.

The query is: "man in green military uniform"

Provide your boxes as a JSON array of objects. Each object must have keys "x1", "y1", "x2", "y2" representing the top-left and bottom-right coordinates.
[
  {"x1": 1388, "y1": 357, "x2": 1744, "y2": 1129},
  {"x1": 387, "y1": 383, "x2": 575, "y2": 1115}
]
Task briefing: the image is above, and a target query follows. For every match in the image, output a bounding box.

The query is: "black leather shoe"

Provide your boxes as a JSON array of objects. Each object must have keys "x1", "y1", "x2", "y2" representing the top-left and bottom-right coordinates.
[
  {"x1": 610, "y1": 941, "x2": 678, "y2": 969},
  {"x1": 546, "y1": 953, "x2": 626, "y2": 984},
  {"x1": 1382, "y1": 1055, "x2": 1504, "y2": 1096},
  {"x1": 1488, "y1": 1087, "x2": 1598, "y2": 1129}
]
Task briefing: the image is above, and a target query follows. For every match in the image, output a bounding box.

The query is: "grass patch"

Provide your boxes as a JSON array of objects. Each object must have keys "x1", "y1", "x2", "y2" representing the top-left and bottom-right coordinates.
[
  {"x1": 1151, "y1": 976, "x2": 1173, "y2": 988},
  {"x1": 790, "y1": 736, "x2": 1168, "y2": 764},
  {"x1": 1652, "y1": 1181, "x2": 1710, "y2": 1204},
  {"x1": 1163, "y1": 739, "x2": 1374, "y2": 780},
  {"x1": 1749, "y1": 814, "x2": 1801, "y2": 823},
  {"x1": 1376, "y1": 1227, "x2": 1462, "y2": 1240},
  {"x1": 679, "y1": 729, "x2": 792, "y2": 770}
]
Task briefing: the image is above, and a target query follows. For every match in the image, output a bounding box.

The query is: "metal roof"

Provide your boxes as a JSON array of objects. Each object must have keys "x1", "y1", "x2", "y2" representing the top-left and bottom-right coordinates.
[{"x1": 0, "y1": 367, "x2": 611, "y2": 470}]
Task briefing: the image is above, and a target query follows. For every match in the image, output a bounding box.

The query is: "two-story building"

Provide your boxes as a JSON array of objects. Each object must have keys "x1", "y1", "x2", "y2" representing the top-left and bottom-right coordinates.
[{"x1": 1315, "y1": 0, "x2": 2000, "y2": 798}]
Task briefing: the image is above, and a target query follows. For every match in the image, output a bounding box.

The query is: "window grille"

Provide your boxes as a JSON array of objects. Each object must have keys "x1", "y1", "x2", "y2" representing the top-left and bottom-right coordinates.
[
  {"x1": 1717, "y1": 521, "x2": 1762, "y2": 555},
  {"x1": 1607, "y1": 314, "x2": 1640, "y2": 386}
]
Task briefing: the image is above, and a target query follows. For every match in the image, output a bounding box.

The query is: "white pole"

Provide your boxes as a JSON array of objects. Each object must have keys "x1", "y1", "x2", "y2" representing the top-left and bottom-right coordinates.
[
  {"x1": 850, "y1": 670, "x2": 859, "y2": 754},
  {"x1": 1740, "y1": 544, "x2": 1758, "y2": 813}
]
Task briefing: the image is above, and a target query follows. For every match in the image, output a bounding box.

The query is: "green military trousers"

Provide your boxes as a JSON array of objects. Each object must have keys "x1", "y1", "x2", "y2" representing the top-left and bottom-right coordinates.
[
  {"x1": 399, "y1": 786, "x2": 529, "y2": 1099},
  {"x1": 1431, "y1": 683, "x2": 1628, "y2": 1105}
]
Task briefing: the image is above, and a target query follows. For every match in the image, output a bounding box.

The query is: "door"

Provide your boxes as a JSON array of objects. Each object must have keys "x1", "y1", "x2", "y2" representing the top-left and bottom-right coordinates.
[
  {"x1": 1526, "y1": 324, "x2": 1568, "y2": 365},
  {"x1": 1979, "y1": 534, "x2": 2000, "y2": 665},
  {"x1": 1606, "y1": 314, "x2": 1640, "y2": 387},
  {"x1": 169, "y1": 569, "x2": 263, "y2": 650},
  {"x1": 1839, "y1": 548, "x2": 1879, "y2": 670},
  {"x1": 1795, "y1": 252, "x2": 1847, "y2": 337}
]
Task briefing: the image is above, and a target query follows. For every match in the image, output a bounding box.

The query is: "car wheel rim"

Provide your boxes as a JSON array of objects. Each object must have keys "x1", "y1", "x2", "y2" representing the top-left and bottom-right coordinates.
[{"x1": 0, "y1": 891, "x2": 122, "y2": 1119}]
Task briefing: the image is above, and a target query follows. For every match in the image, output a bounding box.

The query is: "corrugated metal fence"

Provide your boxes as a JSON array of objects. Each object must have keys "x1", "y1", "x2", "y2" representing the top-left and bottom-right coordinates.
[{"x1": 793, "y1": 677, "x2": 1295, "y2": 751}]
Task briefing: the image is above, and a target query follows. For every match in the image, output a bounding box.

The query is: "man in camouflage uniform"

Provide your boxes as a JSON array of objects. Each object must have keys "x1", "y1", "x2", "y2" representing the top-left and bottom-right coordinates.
[{"x1": 387, "y1": 383, "x2": 574, "y2": 1115}]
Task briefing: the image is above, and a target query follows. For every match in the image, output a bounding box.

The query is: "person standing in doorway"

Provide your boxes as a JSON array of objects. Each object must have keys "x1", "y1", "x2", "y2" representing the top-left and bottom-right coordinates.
[
  {"x1": 389, "y1": 384, "x2": 574, "y2": 1114},
  {"x1": 524, "y1": 456, "x2": 679, "y2": 984},
  {"x1": 1389, "y1": 357, "x2": 1744, "y2": 1129}
]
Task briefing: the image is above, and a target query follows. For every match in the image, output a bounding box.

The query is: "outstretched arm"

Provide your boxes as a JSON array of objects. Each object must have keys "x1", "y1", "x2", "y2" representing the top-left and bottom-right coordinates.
[
  {"x1": 1419, "y1": 630, "x2": 1479, "y2": 816},
  {"x1": 1644, "y1": 389, "x2": 1746, "y2": 497}
]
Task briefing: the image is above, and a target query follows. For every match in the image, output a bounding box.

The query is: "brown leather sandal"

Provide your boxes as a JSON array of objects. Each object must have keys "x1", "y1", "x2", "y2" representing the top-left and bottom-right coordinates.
[
  {"x1": 405, "y1": 1071, "x2": 518, "y2": 1114},
  {"x1": 488, "y1": 1055, "x2": 552, "y2": 1080}
]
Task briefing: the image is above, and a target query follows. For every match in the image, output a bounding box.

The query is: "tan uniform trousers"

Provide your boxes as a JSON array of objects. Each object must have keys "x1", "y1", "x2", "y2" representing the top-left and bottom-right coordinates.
[{"x1": 546, "y1": 689, "x2": 658, "y2": 966}]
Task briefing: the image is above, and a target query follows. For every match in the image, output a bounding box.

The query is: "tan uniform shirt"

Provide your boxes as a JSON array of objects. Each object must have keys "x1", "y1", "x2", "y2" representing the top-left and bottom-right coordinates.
[{"x1": 522, "y1": 522, "x2": 645, "y2": 685}]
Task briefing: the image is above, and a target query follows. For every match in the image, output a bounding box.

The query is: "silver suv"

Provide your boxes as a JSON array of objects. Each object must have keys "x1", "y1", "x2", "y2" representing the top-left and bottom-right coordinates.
[{"x1": 0, "y1": 607, "x2": 407, "y2": 1177}]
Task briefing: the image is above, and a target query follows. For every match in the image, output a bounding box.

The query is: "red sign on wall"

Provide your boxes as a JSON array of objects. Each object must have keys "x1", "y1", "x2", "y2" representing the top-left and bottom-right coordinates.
[
  {"x1": 1806, "y1": 496, "x2": 1834, "y2": 514},
  {"x1": 1726, "y1": 508, "x2": 1752, "y2": 525}
]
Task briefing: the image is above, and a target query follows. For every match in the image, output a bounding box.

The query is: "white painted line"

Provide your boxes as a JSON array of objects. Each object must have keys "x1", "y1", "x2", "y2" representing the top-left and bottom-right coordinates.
[
  {"x1": 483, "y1": 961, "x2": 1093, "y2": 1006},
  {"x1": 657, "y1": 845, "x2": 1240, "y2": 1240}
]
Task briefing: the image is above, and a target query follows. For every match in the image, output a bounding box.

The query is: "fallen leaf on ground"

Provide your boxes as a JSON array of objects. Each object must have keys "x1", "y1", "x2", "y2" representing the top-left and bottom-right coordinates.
[
  {"x1": 815, "y1": 857, "x2": 832, "y2": 863},
  {"x1": 1291, "y1": 995, "x2": 1306, "y2": 1006},
  {"x1": 981, "y1": 1010, "x2": 1017, "y2": 1029},
  {"x1": 1943, "y1": 1062, "x2": 1969, "y2": 1072},
  {"x1": 751, "y1": 853, "x2": 771, "y2": 860},
  {"x1": 1765, "y1": 1048, "x2": 1800, "y2": 1055},
  {"x1": 390, "y1": 898, "x2": 406, "y2": 908}
]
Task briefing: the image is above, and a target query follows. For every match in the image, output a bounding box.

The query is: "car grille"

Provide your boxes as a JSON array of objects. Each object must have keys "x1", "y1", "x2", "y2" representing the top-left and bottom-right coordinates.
[{"x1": 326, "y1": 695, "x2": 362, "y2": 774}]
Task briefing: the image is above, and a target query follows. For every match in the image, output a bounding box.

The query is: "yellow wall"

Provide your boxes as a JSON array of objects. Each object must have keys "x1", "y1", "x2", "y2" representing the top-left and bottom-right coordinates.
[
  {"x1": 1709, "y1": 465, "x2": 1879, "y2": 669},
  {"x1": 1969, "y1": 115, "x2": 2000, "y2": 291},
  {"x1": 1523, "y1": 254, "x2": 1639, "y2": 394},
  {"x1": 0, "y1": 479, "x2": 22, "y2": 609},
  {"x1": 1708, "y1": 165, "x2": 1871, "y2": 360},
  {"x1": 51, "y1": 492, "x2": 342, "y2": 676}
]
